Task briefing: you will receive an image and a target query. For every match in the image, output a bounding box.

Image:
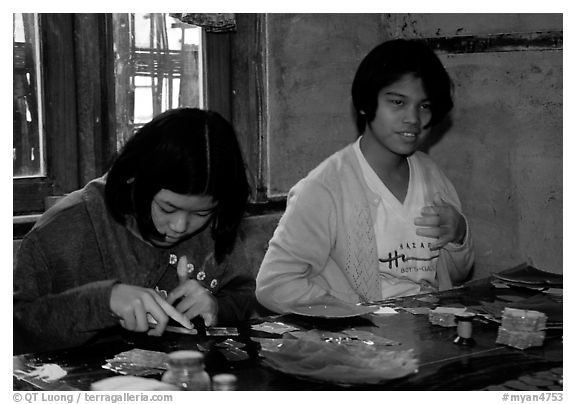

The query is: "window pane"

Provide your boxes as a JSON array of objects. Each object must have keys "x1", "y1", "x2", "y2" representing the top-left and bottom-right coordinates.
[
  {"x1": 113, "y1": 13, "x2": 203, "y2": 151},
  {"x1": 13, "y1": 13, "x2": 45, "y2": 178}
]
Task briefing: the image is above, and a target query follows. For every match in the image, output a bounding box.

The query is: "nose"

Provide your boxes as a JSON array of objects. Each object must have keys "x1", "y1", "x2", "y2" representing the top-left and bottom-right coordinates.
[
  {"x1": 403, "y1": 106, "x2": 421, "y2": 125},
  {"x1": 169, "y1": 212, "x2": 187, "y2": 234}
]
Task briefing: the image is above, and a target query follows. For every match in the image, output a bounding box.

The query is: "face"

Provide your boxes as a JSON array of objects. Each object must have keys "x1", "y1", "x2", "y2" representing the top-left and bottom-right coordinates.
[
  {"x1": 362, "y1": 73, "x2": 432, "y2": 162},
  {"x1": 150, "y1": 189, "x2": 217, "y2": 247}
]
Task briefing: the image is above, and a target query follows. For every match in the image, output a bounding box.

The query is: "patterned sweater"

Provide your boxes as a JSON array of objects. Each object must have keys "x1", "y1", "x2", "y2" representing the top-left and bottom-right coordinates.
[{"x1": 13, "y1": 176, "x2": 255, "y2": 353}]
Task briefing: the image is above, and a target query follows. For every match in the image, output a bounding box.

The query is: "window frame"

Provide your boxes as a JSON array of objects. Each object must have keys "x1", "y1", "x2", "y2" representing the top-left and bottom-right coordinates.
[
  {"x1": 13, "y1": 14, "x2": 115, "y2": 217},
  {"x1": 13, "y1": 13, "x2": 235, "y2": 237}
]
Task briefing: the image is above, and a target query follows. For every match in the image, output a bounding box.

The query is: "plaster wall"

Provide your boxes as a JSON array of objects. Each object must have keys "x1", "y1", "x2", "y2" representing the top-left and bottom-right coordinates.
[
  {"x1": 266, "y1": 13, "x2": 382, "y2": 193},
  {"x1": 433, "y1": 51, "x2": 562, "y2": 276}
]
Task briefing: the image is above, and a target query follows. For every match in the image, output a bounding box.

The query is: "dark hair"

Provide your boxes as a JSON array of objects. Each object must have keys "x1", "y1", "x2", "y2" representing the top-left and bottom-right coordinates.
[
  {"x1": 105, "y1": 108, "x2": 250, "y2": 262},
  {"x1": 351, "y1": 39, "x2": 453, "y2": 133}
]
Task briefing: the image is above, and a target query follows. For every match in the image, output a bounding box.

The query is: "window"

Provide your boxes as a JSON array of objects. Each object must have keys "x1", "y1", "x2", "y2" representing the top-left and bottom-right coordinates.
[
  {"x1": 13, "y1": 14, "x2": 45, "y2": 179},
  {"x1": 112, "y1": 13, "x2": 203, "y2": 149},
  {"x1": 14, "y1": 13, "x2": 234, "y2": 237},
  {"x1": 13, "y1": 13, "x2": 82, "y2": 217}
]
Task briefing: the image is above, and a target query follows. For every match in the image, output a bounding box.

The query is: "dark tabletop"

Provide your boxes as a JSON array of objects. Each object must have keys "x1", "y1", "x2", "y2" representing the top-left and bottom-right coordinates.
[{"x1": 13, "y1": 278, "x2": 563, "y2": 391}]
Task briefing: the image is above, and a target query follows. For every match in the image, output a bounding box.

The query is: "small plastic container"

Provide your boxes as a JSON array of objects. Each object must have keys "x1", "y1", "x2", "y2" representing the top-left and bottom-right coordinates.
[
  {"x1": 161, "y1": 350, "x2": 211, "y2": 391},
  {"x1": 212, "y1": 373, "x2": 237, "y2": 391}
]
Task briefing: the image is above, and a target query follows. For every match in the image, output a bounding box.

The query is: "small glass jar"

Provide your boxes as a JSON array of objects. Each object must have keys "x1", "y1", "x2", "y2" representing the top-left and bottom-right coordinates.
[
  {"x1": 161, "y1": 351, "x2": 211, "y2": 391},
  {"x1": 212, "y1": 373, "x2": 237, "y2": 391}
]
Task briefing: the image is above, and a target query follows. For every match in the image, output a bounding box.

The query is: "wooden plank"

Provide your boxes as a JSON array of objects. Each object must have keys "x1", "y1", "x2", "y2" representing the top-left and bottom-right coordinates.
[
  {"x1": 231, "y1": 13, "x2": 268, "y2": 203},
  {"x1": 74, "y1": 13, "x2": 103, "y2": 185},
  {"x1": 113, "y1": 13, "x2": 134, "y2": 150},
  {"x1": 41, "y1": 14, "x2": 79, "y2": 193},
  {"x1": 99, "y1": 14, "x2": 118, "y2": 172},
  {"x1": 13, "y1": 179, "x2": 54, "y2": 215},
  {"x1": 204, "y1": 31, "x2": 232, "y2": 122},
  {"x1": 73, "y1": 14, "x2": 116, "y2": 184},
  {"x1": 424, "y1": 31, "x2": 563, "y2": 54}
]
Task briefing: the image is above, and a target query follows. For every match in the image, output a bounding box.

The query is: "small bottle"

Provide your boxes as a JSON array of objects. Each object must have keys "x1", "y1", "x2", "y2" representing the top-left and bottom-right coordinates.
[
  {"x1": 161, "y1": 350, "x2": 211, "y2": 391},
  {"x1": 212, "y1": 373, "x2": 237, "y2": 391}
]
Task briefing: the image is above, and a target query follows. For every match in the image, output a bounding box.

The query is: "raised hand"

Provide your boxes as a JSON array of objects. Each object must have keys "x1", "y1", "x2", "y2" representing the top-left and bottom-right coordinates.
[
  {"x1": 414, "y1": 194, "x2": 466, "y2": 251},
  {"x1": 167, "y1": 256, "x2": 219, "y2": 326}
]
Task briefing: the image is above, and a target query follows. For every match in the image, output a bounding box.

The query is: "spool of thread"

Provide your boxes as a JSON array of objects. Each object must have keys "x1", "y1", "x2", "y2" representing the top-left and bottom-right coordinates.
[{"x1": 454, "y1": 312, "x2": 476, "y2": 346}]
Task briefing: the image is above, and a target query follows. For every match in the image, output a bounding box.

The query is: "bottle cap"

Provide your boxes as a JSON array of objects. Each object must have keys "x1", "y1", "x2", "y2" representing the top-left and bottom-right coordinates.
[
  {"x1": 167, "y1": 350, "x2": 204, "y2": 366},
  {"x1": 212, "y1": 373, "x2": 237, "y2": 390},
  {"x1": 455, "y1": 312, "x2": 476, "y2": 322}
]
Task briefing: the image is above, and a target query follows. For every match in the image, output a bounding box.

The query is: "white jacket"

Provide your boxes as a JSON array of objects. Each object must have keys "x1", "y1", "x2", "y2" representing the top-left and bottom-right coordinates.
[{"x1": 256, "y1": 143, "x2": 474, "y2": 314}]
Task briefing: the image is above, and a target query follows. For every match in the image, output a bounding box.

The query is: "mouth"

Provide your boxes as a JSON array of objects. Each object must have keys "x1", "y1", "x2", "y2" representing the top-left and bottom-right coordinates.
[{"x1": 398, "y1": 131, "x2": 419, "y2": 138}]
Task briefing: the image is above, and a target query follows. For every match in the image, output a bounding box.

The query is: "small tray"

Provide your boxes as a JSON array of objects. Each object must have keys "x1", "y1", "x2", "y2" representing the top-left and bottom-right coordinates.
[{"x1": 493, "y1": 264, "x2": 563, "y2": 287}]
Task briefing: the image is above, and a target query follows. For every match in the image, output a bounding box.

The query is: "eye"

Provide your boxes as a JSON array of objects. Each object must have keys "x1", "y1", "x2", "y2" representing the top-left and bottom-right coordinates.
[
  {"x1": 389, "y1": 99, "x2": 404, "y2": 106},
  {"x1": 195, "y1": 210, "x2": 214, "y2": 218},
  {"x1": 155, "y1": 202, "x2": 175, "y2": 214},
  {"x1": 420, "y1": 103, "x2": 432, "y2": 111}
]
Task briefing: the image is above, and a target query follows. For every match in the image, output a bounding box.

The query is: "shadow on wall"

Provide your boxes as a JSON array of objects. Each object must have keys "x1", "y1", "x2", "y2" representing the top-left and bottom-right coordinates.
[
  {"x1": 419, "y1": 115, "x2": 452, "y2": 154},
  {"x1": 237, "y1": 213, "x2": 282, "y2": 278}
]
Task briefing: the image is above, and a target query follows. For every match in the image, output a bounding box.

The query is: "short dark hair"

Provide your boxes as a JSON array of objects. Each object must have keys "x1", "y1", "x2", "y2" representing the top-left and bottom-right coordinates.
[
  {"x1": 351, "y1": 39, "x2": 453, "y2": 133},
  {"x1": 105, "y1": 108, "x2": 250, "y2": 262}
]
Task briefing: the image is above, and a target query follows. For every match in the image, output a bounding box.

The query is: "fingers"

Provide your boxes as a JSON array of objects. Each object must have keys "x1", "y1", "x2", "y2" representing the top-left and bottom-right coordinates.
[
  {"x1": 168, "y1": 281, "x2": 217, "y2": 326},
  {"x1": 202, "y1": 312, "x2": 216, "y2": 327},
  {"x1": 415, "y1": 222, "x2": 453, "y2": 251},
  {"x1": 167, "y1": 279, "x2": 203, "y2": 305},
  {"x1": 142, "y1": 296, "x2": 170, "y2": 336},
  {"x1": 431, "y1": 193, "x2": 445, "y2": 206},
  {"x1": 116, "y1": 293, "x2": 165, "y2": 333},
  {"x1": 176, "y1": 256, "x2": 189, "y2": 284},
  {"x1": 133, "y1": 298, "x2": 150, "y2": 332},
  {"x1": 111, "y1": 284, "x2": 193, "y2": 335},
  {"x1": 120, "y1": 312, "x2": 136, "y2": 331},
  {"x1": 153, "y1": 294, "x2": 193, "y2": 329},
  {"x1": 414, "y1": 214, "x2": 441, "y2": 227},
  {"x1": 177, "y1": 299, "x2": 203, "y2": 322},
  {"x1": 419, "y1": 206, "x2": 441, "y2": 216},
  {"x1": 429, "y1": 240, "x2": 445, "y2": 251},
  {"x1": 416, "y1": 197, "x2": 463, "y2": 246},
  {"x1": 415, "y1": 226, "x2": 440, "y2": 239},
  {"x1": 416, "y1": 227, "x2": 449, "y2": 250}
]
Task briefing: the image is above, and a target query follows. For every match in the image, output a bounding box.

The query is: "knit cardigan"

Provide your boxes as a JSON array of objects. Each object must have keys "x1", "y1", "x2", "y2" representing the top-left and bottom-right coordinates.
[{"x1": 255, "y1": 144, "x2": 474, "y2": 313}]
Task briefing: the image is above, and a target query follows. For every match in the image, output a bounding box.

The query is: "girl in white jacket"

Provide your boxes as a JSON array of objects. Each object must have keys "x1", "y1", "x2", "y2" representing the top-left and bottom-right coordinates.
[{"x1": 256, "y1": 39, "x2": 474, "y2": 314}]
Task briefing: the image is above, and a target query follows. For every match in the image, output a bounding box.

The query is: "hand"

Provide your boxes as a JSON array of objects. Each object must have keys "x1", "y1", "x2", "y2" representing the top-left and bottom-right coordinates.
[
  {"x1": 414, "y1": 194, "x2": 467, "y2": 251},
  {"x1": 167, "y1": 256, "x2": 219, "y2": 326},
  {"x1": 110, "y1": 284, "x2": 193, "y2": 336}
]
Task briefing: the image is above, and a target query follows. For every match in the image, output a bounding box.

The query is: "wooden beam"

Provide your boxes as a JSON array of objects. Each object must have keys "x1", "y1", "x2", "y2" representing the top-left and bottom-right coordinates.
[
  {"x1": 231, "y1": 13, "x2": 268, "y2": 203},
  {"x1": 424, "y1": 31, "x2": 563, "y2": 54},
  {"x1": 204, "y1": 31, "x2": 232, "y2": 122}
]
